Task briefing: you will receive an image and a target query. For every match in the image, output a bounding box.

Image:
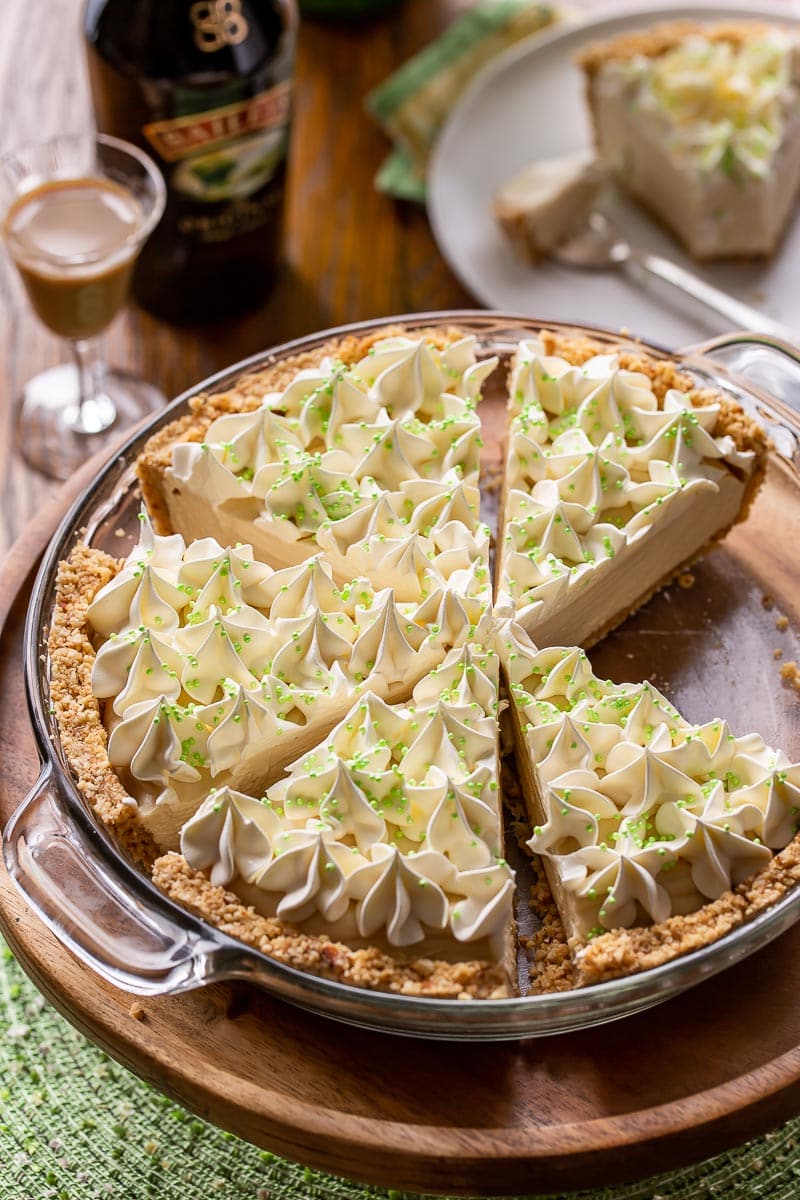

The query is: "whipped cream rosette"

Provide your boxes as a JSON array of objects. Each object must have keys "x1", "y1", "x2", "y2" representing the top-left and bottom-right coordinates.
[
  {"x1": 500, "y1": 621, "x2": 800, "y2": 945},
  {"x1": 142, "y1": 333, "x2": 497, "y2": 593},
  {"x1": 177, "y1": 642, "x2": 515, "y2": 962},
  {"x1": 496, "y1": 338, "x2": 759, "y2": 647},
  {"x1": 87, "y1": 512, "x2": 492, "y2": 850}
]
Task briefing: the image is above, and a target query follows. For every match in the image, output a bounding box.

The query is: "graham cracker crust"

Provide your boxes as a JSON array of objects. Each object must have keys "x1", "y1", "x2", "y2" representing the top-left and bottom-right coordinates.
[
  {"x1": 577, "y1": 835, "x2": 800, "y2": 986},
  {"x1": 501, "y1": 754, "x2": 578, "y2": 994},
  {"x1": 152, "y1": 852, "x2": 512, "y2": 1000},
  {"x1": 48, "y1": 544, "x2": 159, "y2": 869}
]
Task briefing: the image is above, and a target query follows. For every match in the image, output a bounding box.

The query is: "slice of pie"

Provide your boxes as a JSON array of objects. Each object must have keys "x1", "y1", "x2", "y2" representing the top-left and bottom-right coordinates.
[
  {"x1": 500, "y1": 620, "x2": 800, "y2": 985},
  {"x1": 495, "y1": 330, "x2": 767, "y2": 647},
  {"x1": 51, "y1": 512, "x2": 491, "y2": 857},
  {"x1": 152, "y1": 642, "x2": 515, "y2": 995},
  {"x1": 580, "y1": 21, "x2": 800, "y2": 259},
  {"x1": 137, "y1": 327, "x2": 496, "y2": 590}
]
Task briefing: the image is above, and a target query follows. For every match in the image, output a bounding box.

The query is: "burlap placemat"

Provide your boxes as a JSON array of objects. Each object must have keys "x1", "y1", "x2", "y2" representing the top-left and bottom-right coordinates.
[{"x1": 3, "y1": 937, "x2": 800, "y2": 1199}]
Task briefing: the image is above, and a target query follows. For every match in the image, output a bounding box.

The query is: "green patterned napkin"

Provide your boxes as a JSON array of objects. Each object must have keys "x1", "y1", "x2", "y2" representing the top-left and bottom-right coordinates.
[
  {"x1": 367, "y1": 1, "x2": 560, "y2": 201},
  {"x1": 3, "y1": 934, "x2": 800, "y2": 1200}
]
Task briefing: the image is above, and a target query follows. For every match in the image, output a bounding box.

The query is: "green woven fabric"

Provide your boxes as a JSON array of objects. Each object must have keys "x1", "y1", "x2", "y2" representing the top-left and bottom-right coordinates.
[
  {"x1": 366, "y1": 1, "x2": 559, "y2": 200},
  {"x1": 3, "y1": 937, "x2": 800, "y2": 1200}
]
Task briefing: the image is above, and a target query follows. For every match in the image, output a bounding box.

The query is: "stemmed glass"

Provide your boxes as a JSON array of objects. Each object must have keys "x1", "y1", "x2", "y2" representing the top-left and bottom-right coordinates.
[{"x1": 0, "y1": 133, "x2": 167, "y2": 480}]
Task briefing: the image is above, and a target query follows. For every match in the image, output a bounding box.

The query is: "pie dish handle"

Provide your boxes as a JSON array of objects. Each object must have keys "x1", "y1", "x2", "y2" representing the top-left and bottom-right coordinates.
[
  {"x1": 2, "y1": 765, "x2": 227, "y2": 996},
  {"x1": 678, "y1": 331, "x2": 800, "y2": 421}
]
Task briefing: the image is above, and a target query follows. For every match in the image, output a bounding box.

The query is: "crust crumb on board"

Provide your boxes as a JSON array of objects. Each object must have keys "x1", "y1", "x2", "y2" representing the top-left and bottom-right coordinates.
[
  {"x1": 779, "y1": 661, "x2": 800, "y2": 692},
  {"x1": 762, "y1": 594, "x2": 775, "y2": 610},
  {"x1": 481, "y1": 461, "x2": 504, "y2": 497},
  {"x1": 774, "y1": 648, "x2": 784, "y2": 661},
  {"x1": 776, "y1": 615, "x2": 790, "y2": 632},
  {"x1": 677, "y1": 571, "x2": 695, "y2": 589}
]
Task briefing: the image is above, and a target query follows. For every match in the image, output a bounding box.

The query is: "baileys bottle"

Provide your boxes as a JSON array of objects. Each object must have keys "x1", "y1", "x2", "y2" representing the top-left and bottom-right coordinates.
[{"x1": 84, "y1": 0, "x2": 297, "y2": 323}]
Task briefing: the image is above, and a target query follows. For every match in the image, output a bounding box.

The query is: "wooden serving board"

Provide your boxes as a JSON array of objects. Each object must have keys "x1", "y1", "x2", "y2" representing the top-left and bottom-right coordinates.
[{"x1": 2, "y1": 493, "x2": 800, "y2": 1197}]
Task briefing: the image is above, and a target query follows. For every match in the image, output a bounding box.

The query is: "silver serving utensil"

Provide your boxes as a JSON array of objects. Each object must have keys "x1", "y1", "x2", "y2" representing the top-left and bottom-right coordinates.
[{"x1": 555, "y1": 213, "x2": 797, "y2": 344}]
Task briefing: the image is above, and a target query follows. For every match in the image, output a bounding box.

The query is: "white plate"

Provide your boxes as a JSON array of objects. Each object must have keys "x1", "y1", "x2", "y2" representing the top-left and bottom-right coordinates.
[{"x1": 428, "y1": 2, "x2": 800, "y2": 348}]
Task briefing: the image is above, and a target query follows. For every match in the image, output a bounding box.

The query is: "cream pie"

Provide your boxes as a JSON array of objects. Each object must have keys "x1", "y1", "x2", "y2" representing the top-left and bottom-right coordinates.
[
  {"x1": 495, "y1": 330, "x2": 767, "y2": 647},
  {"x1": 501, "y1": 620, "x2": 800, "y2": 985},
  {"x1": 580, "y1": 21, "x2": 800, "y2": 259},
  {"x1": 48, "y1": 325, "x2": 789, "y2": 1000}
]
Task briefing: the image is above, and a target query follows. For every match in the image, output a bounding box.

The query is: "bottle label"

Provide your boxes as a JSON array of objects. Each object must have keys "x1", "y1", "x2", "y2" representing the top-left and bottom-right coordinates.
[{"x1": 142, "y1": 81, "x2": 291, "y2": 203}]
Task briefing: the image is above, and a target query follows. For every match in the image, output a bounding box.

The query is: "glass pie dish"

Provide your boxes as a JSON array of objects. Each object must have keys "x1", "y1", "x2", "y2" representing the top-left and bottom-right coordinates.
[{"x1": 4, "y1": 311, "x2": 800, "y2": 1042}]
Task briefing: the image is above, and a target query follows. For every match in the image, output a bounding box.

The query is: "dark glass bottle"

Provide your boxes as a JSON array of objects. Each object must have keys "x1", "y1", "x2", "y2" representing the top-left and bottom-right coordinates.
[{"x1": 84, "y1": 0, "x2": 298, "y2": 324}]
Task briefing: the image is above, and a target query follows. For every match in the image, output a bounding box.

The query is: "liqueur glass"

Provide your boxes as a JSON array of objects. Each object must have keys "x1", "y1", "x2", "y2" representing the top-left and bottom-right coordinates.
[{"x1": 0, "y1": 133, "x2": 166, "y2": 480}]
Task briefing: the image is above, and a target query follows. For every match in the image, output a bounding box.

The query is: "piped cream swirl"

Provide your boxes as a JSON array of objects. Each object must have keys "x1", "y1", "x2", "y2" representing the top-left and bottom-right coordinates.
[
  {"x1": 165, "y1": 334, "x2": 497, "y2": 590},
  {"x1": 619, "y1": 31, "x2": 800, "y2": 181}
]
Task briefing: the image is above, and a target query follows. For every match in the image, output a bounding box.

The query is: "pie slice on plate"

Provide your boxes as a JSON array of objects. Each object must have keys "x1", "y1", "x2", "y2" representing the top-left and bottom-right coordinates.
[
  {"x1": 500, "y1": 620, "x2": 800, "y2": 986},
  {"x1": 580, "y1": 21, "x2": 800, "y2": 259},
  {"x1": 495, "y1": 330, "x2": 767, "y2": 647}
]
